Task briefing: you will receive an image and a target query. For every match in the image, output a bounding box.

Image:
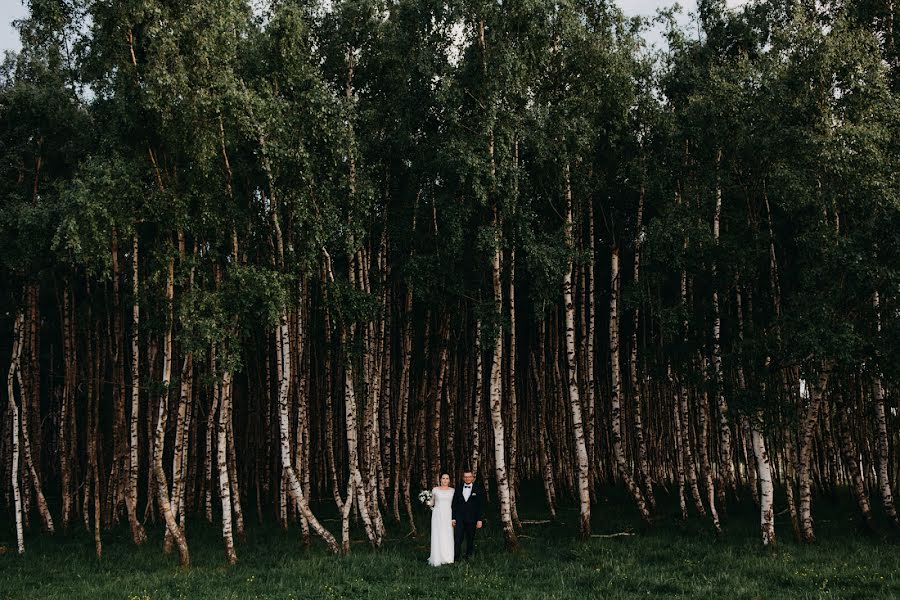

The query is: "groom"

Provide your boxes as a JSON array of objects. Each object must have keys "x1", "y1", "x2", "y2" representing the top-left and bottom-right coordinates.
[{"x1": 451, "y1": 470, "x2": 484, "y2": 560}]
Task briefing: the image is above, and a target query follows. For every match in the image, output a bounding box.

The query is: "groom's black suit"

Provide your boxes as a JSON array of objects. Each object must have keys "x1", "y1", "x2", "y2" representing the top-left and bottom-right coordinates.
[{"x1": 451, "y1": 481, "x2": 484, "y2": 559}]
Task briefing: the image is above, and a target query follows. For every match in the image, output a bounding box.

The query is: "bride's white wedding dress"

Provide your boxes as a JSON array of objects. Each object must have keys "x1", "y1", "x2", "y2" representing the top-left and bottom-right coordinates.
[{"x1": 428, "y1": 487, "x2": 455, "y2": 566}]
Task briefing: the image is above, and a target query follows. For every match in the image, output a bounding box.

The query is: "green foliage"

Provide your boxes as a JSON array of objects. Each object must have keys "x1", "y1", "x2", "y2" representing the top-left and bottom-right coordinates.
[{"x1": 2, "y1": 0, "x2": 898, "y2": 403}]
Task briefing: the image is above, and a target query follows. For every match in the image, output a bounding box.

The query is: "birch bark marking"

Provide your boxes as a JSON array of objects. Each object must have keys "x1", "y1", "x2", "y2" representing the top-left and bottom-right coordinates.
[
  {"x1": 507, "y1": 247, "x2": 521, "y2": 528},
  {"x1": 478, "y1": 15, "x2": 516, "y2": 549},
  {"x1": 153, "y1": 256, "x2": 190, "y2": 566},
  {"x1": 109, "y1": 229, "x2": 145, "y2": 545},
  {"x1": 630, "y1": 185, "x2": 654, "y2": 510},
  {"x1": 393, "y1": 285, "x2": 413, "y2": 523},
  {"x1": 8, "y1": 311, "x2": 25, "y2": 554},
  {"x1": 531, "y1": 340, "x2": 557, "y2": 518},
  {"x1": 609, "y1": 247, "x2": 650, "y2": 523},
  {"x1": 679, "y1": 272, "x2": 706, "y2": 518},
  {"x1": 585, "y1": 198, "x2": 597, "y2": 465},
  {"x1": 751, "y1": 407, "x2": 775, "y2": 545},
  {"x1": 711, "y1": 149, "x2": 735, "y2": 495},
  {"x1": 59, "y1": 282, "x2": 74, "y2": 529},
  {"x1": 471, "y1": 319, "x2": 483, "y2": 474},
  {"x1": 128, "y1": 233, "x2": 146, "y2": 543},
  {"x1": 167, "y1": 233, "x2": 195, "y2": 552},
  {"x1": 668, "y1": 364, "x2": 688, "y2": 520},
  {"x1": 798, "y1": 367, "x2": 829, "y2": 543},
  {"x1": 250, "y1": 92, "x2": 339, "y2": 552},
  {"x1": 27, "y1": 283, "x2": 42, "y2": 485},
  {"x1": 204, "y1": 347, "x2": 215, "y2": 523},
  {"x1": 342, "y1": 328, "x2": 379, "y2": 548},
  {"x1": 837, "y1": 399, "x2": 876, "y2": 532},
  {"x1": 217, "y1": 367, "x2": 237, "y2": 565},
  {"x1": 697, "y1": 376, "x2": 722, "y2": 533},
  {"x1": 736, "y1": 281, "x2": 775, "y2": 544},
  {"x1": 488, "y1": 205, "x2": 517, "y2": 548},
  {"x1": 871, "y1": 291, "x2": 897, "y2": 525},
  {"x1": 276, "y1": 304, "x2": 340, "y2": 554},
  {"x1": 563, "y1": 163, "x2": 591, "y2": 538},
  {"x1": 20, "y1": 290, "x2": 53, "y2": 534}
]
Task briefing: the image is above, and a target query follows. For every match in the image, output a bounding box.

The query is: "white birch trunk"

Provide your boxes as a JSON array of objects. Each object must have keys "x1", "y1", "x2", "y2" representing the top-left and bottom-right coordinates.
[
  {"x1": 154, "y1": 257, "x2": 190, "y2": 566},
  {"x1": 609, "y1": 247, "x2": 650, "y2": 523},
  {"x1": 750, "y1": 407, "x2": 775, "y2": 545},
  {"x1": 563, "y1": 164, "x2": 591, "y2": 538},
  {"x1": 7, "y1": 311, "x2": 25, "y2": 554},
  {"x1": 489, "y1": 205, "x2": 518, "y2": 548}
]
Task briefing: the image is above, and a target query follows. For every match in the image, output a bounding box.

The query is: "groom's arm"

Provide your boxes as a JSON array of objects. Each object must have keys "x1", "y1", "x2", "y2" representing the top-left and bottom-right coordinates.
[
  {"x1": 451, "y1": 491, "x2": 459, "y2": 522},
  {"x1": 476, "y1": 484, "x2": 485, "y2": 522}
]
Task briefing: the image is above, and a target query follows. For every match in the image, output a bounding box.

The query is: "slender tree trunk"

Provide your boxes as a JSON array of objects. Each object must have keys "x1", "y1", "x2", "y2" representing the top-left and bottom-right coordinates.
[
  {"x1": 128, "y1": 233, "x2": 146, "y2": 543},
  {"x1": 799, "y1": 367, "x2": 829, "y2": 543},
  {"x1": 669, "y1": 365, "x2": 688, "y2": 520},
  {"x1": 59, "y1": 282, "x2": 74, "y2": 530},
  {"x1": 711, "y1": 150, "x2": 735, "y2": 496},
  {"x1": 630, "y1": 186, "x2": 654, "y2": 510},
  {"x1": 563, "y1": 164, "x2": 591, "y2": 539},
  {"x1": 27, "y1": 284, "x2": 41, "y2": 490},
  {"x1": 531, "y1": 344, "x2": 557, "y2": 519},
  {"x1": 393, "y1": 286, "x2": 413, "y2": 523},
  {"x1": 8, "y1": 311, "x2": 25, "y2": 554},
  {"x1": 153, "y1": 256, "x2": 190, "y2": 566},
  {"x1": 836, "y1": 399, "x2": 877, "y2": 532},
  {"x1": 86, "y1": 308, "x2": 102, "y2": 556},
  {"x1": 750, "y1": 406, "x2": 776, "y2": 545},
  {"x1": 217, "y1": 365, "x2": 237, "y2": 565},
  {"x1": 165, "y1": 353, "x2": 192, "y2": 553},
  {"x1": 488, "y1": 203, "x2": 518, "y2": 549},
  {"x1": 871, "y1": 292, "x2": 897, "y2": 526},
  {"x1": 471, "y1": 319, "x2": 483, "y2": 475},
  {"x1": 19, "y1": 295, "x2": 53, "y2": 534},
  {"x1": 585, "y1": 199, "x2": 597, "y2": 471},
  {"x1": 278, "y1": 304, "x2": 341, "y2": 554},
  {"x1": 697, "y1": 382, "x2": 721, "y2": 532},
  {"x1": 204, "y1": 350, "x2": 215, "y2": 523},
  {"x1": 108, "y1": 230, "x2": 145, "y2": 545},
  {"x1": 431, "y1": 318, "x2": 448, "y2": 486},
  {"x1": 507, "y1": 248, "x2": 521, "y2": 528},
  {"x1": 609, "y1": 247, "x2": 650, "y2": 523}
]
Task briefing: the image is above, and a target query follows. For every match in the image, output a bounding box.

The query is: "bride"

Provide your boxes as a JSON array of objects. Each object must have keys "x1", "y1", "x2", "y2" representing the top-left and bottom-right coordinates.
[{"x1": 428, "y1": 473, "x2": 455, "y2": 566}]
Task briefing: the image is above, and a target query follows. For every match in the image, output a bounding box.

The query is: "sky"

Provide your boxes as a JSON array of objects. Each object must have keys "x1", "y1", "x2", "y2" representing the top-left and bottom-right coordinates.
[
  {"x1": 1, "y1": 1, "x2": 27, "y2": 55},
  {"x1": 0, "y1": 1, "x2": 749, "y2": 55}
]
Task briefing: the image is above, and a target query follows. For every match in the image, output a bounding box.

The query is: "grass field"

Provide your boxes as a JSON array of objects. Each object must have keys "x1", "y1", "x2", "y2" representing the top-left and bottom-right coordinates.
[{"x1": 1, "y1": 485, "x2": 898, "y2": 599}]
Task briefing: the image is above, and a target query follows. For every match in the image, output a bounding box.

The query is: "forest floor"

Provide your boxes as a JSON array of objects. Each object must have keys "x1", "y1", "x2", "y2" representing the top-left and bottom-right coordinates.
[{"x1": 1, "y1": 485, "x2": 898, "y2": 599}]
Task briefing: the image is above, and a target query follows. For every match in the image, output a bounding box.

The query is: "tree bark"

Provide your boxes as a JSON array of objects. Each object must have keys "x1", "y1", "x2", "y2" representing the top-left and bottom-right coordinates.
[
  {"x1": 489, "y1": 204, "x2": 518, "y2": 549},
  {"x1": 798, "y1": 366, "x2": 829, "y2": 543},
  {"x1": 609, "y1": 247, "x2": 651, "y2": 523},
  {"x1": 871, "y1": 292, "x2": 897, "y2": 526},
  {"x1": 8, "y1": 311, "x2": 26, "y2": 554},
  {"x1": 563, "y1": 164, "x2": 591, "y2": 539},
  {"x1": 153, "y1": 256, "x2": 190, "y2": 566}
]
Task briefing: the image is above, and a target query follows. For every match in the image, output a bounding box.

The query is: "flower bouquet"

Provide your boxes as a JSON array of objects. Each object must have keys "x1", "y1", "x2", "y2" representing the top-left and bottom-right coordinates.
[{"x1": 417, "y1": 489, "x2": 433, "y2": 509}]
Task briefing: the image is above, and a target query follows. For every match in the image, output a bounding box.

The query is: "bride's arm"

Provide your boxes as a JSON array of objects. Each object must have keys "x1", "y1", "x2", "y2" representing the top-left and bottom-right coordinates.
[{"x1": 429, "y1": 488, "x2": 436, "y2": 510}]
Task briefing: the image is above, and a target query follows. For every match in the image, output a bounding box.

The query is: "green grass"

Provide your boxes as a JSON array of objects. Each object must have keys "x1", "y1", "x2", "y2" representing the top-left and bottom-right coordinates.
[{"x1": 1, "y1": 485, "x2": 898, "y2": 599}]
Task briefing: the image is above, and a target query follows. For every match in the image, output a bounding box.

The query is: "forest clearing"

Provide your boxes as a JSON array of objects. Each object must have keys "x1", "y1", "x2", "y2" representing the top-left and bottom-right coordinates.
[{"x1": 1, "y1": 0, "x2": 899, "y2": 597}]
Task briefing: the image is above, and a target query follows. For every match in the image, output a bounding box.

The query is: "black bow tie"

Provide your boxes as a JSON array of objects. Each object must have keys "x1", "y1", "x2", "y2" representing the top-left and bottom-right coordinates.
[{"x1": 465, "y1": 484, "x2": 472, "y2": 488}]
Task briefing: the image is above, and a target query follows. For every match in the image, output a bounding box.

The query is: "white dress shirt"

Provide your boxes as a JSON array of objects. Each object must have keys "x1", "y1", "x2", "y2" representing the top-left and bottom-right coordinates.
[{"x1": 463, "y1": 483, "x2": 472, "y2": 501}]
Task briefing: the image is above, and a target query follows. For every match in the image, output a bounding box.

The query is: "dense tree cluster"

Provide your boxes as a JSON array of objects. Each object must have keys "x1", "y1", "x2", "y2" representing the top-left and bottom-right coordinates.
[{"x1": 2, "y1": 0, "x2": 898, "y2": 564}]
